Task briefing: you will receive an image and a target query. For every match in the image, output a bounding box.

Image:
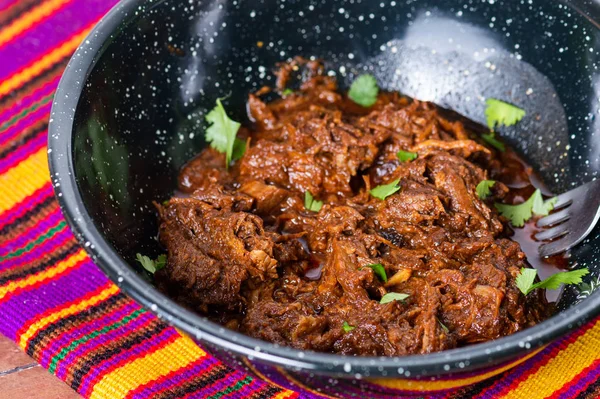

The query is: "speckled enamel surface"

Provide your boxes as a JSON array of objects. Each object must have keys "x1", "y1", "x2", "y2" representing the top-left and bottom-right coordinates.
[{"x1": 49, "y1": 0, "x2": 600, "y2": 383}]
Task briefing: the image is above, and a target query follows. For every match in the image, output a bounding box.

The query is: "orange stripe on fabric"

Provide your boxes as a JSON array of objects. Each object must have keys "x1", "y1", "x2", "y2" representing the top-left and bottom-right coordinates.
[
  {"x1": 0, "y1": 147, "x2": 49, "y2": 214},
  {"x1": 499, "y1": 320, "x2": 600, "y2": 399},
  {"x1": 88, "y1": 335, "x2": 207, "y2": 399},
  {"x1": 370, "y1": 348, "x2": 543, "y2": 392},
  {"x1": 0, "y1": 0, "x2": 73, "y2": 48},
  {"x1": 0, "y1": 249, "x2": 86, "y2": 300},
  {"x1": 18, "y1": 282, "x2": 119, "y2": 349},
  {"x1": 0, "y1": 22, "x2": 93, "y2": 97}
]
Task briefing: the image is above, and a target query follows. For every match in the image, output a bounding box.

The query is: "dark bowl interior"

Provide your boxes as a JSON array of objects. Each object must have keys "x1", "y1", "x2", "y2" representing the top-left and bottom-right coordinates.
[{"x1": 49, "y1": 0, "x2": 600, "y2": 378}]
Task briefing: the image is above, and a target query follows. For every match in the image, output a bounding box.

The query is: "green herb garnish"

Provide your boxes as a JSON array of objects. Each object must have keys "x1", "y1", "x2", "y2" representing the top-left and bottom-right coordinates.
[
  {"x1": 232, "y1": 138, "x2": 246, "y2": 161},
  {"x1": 370, "y1": 179, "x2": 401, "y2": 200},
  {"x1": 495, "y1": 189, "x2": 557, "y2": 227},
  {"x1": 476, "y1": 180, "x2": 496, "y2": 200},
  {"x1": 516, "y1": 267, "x2": 589, "y2": 296},
  {"x1": 205, "y1": 98, "x2": 241, "y2": 168},
  {"x1": 481, "y1": 132, "x2": 506, "y2": 152},
  {"x1": 485, "y1": 98, "x2": 526, "y2": 130},
  {"x1": 348, "y1": 74, "x2": 379, "y2": 107},
  {"x1": 438, "y1": 319, "x2": 450, "y2": 333},
  {"x1": 304, "y1": 190, "x2": 323, "y2": 212},
  {"x1": 136, "y1": 253, "x2": 167, "y2": 274},
  {"x1": 364, "y1": 263, "x2": 388, "y2": 283},
  {"x1": 282, "y1": 88, "x2": 294, "y2": 96},
  {"x1": 342, "y1": 321, "x2": 355, "y2": 333},
  {"x1": 380, "y1": 292, "x2": 410, "y2": 304},
  {"x1": 397, "y1": 150, "x2": 418, "y2": 163}
]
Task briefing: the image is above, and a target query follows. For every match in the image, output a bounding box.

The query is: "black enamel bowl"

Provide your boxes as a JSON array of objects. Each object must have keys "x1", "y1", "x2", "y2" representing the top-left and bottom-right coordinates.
[{"x1": 49, "y1": 0, "x2": 600, "y2": 395}]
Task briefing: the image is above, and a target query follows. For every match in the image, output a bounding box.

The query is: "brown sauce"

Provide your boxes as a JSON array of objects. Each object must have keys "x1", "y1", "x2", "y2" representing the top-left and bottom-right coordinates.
[{"x1": 154, "y1": 58, "x2": 552, "y2": 356}]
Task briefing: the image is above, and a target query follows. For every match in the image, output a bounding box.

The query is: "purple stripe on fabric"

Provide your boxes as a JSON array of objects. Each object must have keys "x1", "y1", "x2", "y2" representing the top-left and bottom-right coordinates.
[
  {"x1": 0, "y1": 223, "x2": 71, "y2": 272},
  {"x1": 130, "y1": 357, "x2": 219, "y2": 399},
  {"x1": 0, "y1": 205, "x2": 61, "y2": 255},
  {"x1": 40, "y1": 300, "x2": 140, "y2": 371},
  {"x1": 55, "y1": 309, "x2": 156, "y2": 380},
  {"x1": 0, "y1": 128, "x2": 46, "y2": 174},
  {"x1": 556, "y1": 360, "x2": 600, "y2": 399},
  {"x1": 0, "y1": 183, "x2": 53, "y2": 228},
  {"x1": 221, "y1": 378, "x2": 277, "y2": 399},
  {"x1": 0, "y1": 260, "x2": 107, "y2": 339},
  {"x1": 0, "y1": 103, "x2": 49, "y2": 145},
  {"x1": 246, "y1": 364, "x2": 326, "y2": 399},
  {"x1": 0, "y1": 0, "x2": 116, "y2": 80},
  {"x1": 78, "y1": 326, "x2": 179, "y2": 396},
  {"x1": 0, "y1": 74, "x2": 58, "y2": 123}
]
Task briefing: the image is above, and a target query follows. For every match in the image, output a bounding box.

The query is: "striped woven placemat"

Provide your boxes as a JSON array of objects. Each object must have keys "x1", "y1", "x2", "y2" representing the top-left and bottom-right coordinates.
[{"x1": 2, "y1": 1, "x2": 600, "y2": 398}]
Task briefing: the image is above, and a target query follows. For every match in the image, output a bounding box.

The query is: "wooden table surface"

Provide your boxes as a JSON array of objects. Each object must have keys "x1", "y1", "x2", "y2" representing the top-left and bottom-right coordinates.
[{"x1": 0, "y1": 334, "x2": 81, "y2": 399}]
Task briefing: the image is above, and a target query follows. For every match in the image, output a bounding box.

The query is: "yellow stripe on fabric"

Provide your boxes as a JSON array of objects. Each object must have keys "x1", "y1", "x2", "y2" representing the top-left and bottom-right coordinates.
[
  {"x1": 370, "y1": 348, "x2": 543, "y2": 392},
  {"x1": 88, "y1": 335, "x2": 207, "y2": 399},
  {"x1": 0, "y1": 27, "x2": 89, "y2": 97},
  {"x1": 501, "y1": 321, "x2": 600, "y2": 399},
  {"x1": 0, "y1": 0, "x2": 73, "y2": 47},
  {"x1": 18, "y1": 283, "x2": 119, "y2": 348},
  {"x1": 0, "y1": 147, "x2": 49, "y2": 214},
  {"x1": 0, "y1": 249, "x2": 86, "y2": 300},
  {"x1": 272, "y1": 391, "x2": 297, "y2": 399},
  {"x1": 242, "y1": 360, "x2": 307, "y2": 399}
]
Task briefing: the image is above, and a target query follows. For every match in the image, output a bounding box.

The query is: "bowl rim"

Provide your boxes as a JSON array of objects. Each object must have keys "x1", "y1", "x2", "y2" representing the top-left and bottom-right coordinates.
[{"x1": 48, "y1": 0, "x2": 600, "y2": 378}]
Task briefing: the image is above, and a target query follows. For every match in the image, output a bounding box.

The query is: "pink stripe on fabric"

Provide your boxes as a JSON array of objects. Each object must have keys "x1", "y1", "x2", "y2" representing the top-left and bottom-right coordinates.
[
  {"x1": 0, "y1": 74, "x2": 59, "y2": 124},
  {"x1": 0, "y1": 0, "x2": 115, "y2": 80},
  {"x1": 0, "y1": 183, "x2": 52, "y2": 227},
  {"x1": 0, "y1": 130, "x2": 46, "y2": 174},
  {"x1": 0, "y1": 206, "x2": 61, "y2": 255}
]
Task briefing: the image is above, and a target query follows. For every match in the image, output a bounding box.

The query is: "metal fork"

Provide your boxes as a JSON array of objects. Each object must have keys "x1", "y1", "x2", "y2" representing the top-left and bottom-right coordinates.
[{"x1": 535, "y1": 179, "x2": 600, "y2": 257}]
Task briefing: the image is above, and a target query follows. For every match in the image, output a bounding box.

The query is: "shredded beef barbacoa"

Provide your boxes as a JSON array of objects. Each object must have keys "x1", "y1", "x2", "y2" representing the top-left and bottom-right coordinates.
[{"x1": 155, "y1": 59, "x2": 548, "y2": 356}]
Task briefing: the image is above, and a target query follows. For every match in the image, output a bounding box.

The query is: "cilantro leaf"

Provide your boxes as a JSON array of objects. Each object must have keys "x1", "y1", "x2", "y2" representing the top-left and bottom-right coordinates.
[
  {"x1": 205, "y1": 98, "x2": 241, "y2": 168},
  {"x1": 232, "y1": 138, "x2": 246, "y2": 161},
  {"x1": 495, "y1": 189, "x2": 557, "y2": 227},
  {"x1": 364, "y1": 263, "x2": 388, "y2": 283},
  {"x1": 532, "y1": 192, "x2": 557, "y2": 217},
  {"x1": 304, "y1": 190, "x2": 323, "y2": 212},
  {"x1": 531, "y1": 269, "x2": 589, "y2": 292},
  {"x1": 397, "y1": 150, "x2": 418, "y2": 163},
  {"x1": 282, "y1": 88, "x2": 294, "y2": 96},
  {"x1": 342, "y1": 321, "x2": 355, "y2": 333},
  {"x1": 370, "y1": 179, "x2": 401, "y2": 200},
  {"x1": 136, "y1": 253, "x2": 167, "y2": 274},
  {"x1": 485, "y1": 98, "x2": 526, "y2": 130},
  {"x1": 476, "y1": 180, "x2": 496, "y2": 200},
  {"x1": 481, "y1": 132, "x2": 506, "y2": 152},
  {"x1": 516, "y1": 268, "x2": 537, "y2": 295},
  {"x1": 348, "y1": 74, "x2": 379, "y2": 107},
  {"x1": 516, "y1": 267, "x2": 589, "y2": 295},
  {"x1": 380, "y1": 292, "x2": 410, "y2": 304},
  {"x1": 438, "y1": 318, "x2": 450, "y2": 334}
]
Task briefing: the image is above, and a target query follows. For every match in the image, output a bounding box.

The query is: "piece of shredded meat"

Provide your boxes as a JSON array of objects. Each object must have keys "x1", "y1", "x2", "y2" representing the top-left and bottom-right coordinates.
[{"x1": 155, "y1": 59, "x2": 549, "y2": 356}]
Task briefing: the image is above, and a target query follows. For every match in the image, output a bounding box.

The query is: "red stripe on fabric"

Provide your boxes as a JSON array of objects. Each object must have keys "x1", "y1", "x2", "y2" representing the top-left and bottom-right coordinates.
[
  {"x1": 0, "y1": 73, "x2": 59, "y2": 124},
  {"x1": 17, "y1": 280, "x2": 115, "y2": 353},
  {"x1": 0, "y1": 205, "x2": 60, "y2": 254},
  {"x1": 0, "y1": 106, "x2": 49, "y2": 146},
  {"x1": 0, "y1": 245, "x2": 84, "y2": 302},
  {"x1": 473, "y1": 318, "x2": 598, "y2": 399},
  {"x1": 0, "y1": 0, "x2": 75, "y2": 51},
  {"x1": 79, "y1": 325, "x2": 179, "y2": 398},
  {"x1": 178, "y1": 363, "x2": 228, "y2": 399},
  {"x1": 45, "y1": 298, "x2": 133, "y2": 374},
  {"x1": 0, "y1": 183, "x2": 53, "y2": 230},
  {"x1": 0, "y1": 0, "x2": 19, "y2": 13},
  {"x1": 0, "y1": 225, "x2": 73, "y2": 272},
  {"x1": 0, "y1": 130, "x2": 46, "y2": 174},
  {"x1": 548, "y1": 358, "x2": 600, "y2": 399},
  {"x1": 124, "y1": 357, "x2": 210, "y2": 399}
]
